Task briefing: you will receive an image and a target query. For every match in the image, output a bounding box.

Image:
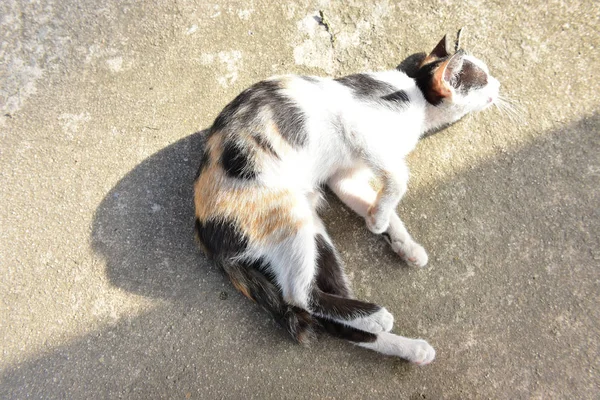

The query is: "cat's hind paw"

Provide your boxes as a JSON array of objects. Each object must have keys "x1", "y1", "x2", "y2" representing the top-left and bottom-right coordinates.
[
  {"x1": 358, "y1": 333, "x2": 436, "y2": 364},
  {"x1": 350, "y1": 307, "x2": 394, "y2": 333},
  {"x1": 407, "y1": 339, "x2": 436, "y2": 365}
]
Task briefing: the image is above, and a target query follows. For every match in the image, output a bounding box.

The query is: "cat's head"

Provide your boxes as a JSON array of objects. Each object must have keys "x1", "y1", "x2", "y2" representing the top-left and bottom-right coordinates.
[{"x1": 415, "y1": 34, "x2": 500, "y2": 122}]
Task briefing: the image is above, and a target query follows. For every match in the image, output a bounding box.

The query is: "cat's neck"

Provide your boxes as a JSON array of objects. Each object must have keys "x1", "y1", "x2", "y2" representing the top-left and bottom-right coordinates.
[{"x1": 421, "y1": 102, "x2": 465, "y2": 135}]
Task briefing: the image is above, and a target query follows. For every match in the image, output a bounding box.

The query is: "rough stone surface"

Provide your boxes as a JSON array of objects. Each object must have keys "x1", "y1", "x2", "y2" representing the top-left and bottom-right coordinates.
[{"x1": 1, "y1": 0, "x2": 598, "y2": 398}]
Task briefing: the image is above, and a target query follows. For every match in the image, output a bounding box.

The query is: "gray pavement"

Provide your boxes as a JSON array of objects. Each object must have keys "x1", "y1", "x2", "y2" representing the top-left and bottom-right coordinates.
[{"x1": 1, "y1": 0, "x2": 599, "y2": 398}]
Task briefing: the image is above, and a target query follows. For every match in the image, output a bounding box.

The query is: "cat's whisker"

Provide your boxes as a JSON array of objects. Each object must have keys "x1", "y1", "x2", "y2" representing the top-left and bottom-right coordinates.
[{"x1": 494, "y1": 94, "x2": 526, "y2": 124}]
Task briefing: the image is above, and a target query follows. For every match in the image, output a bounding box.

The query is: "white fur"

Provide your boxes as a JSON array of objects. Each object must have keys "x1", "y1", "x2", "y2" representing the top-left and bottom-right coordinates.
[
  {"x1": 358, "y1": 333, "x2": 436, "y2": 365},
  {"x1": 256, "y1": 62, "x2": 497, "y2": 303},
  {"x1": 347, "y1": 307, "x2": 394, "y2": 333},
  {"x1": 244, "y1": 57, "x2": 496, "y2": 361},
  {"x1": 327, "y1": 166, "x2": 428, "y2": 267}
]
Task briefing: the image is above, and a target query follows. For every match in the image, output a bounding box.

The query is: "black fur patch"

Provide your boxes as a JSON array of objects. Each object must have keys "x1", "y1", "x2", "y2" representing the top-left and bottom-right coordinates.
[
  {"x1": 336, "y1": 74, "x2": 395, "y2": 99},
  {"x1": 250, "y1": 132, "x2": 279, "y2": 158},
  {"x1": 210, "y1": 80, "x2": 308, "y2": 148},
  {"x1": 336, "y1": 74, "x2": 410, "y2": 108},
  {"x1": 396, "y1": 52, "x2": 427, "y2": 78},
  {"x1": 415, "y1": 59, "x2": 445, "y2": 105},
  {"x1": 315, "y1": 234, "x2": 351, "y2": 297},
  {"x1": 195, "y1": 218, "x2": 248, "y2": 256},
  {"x1": 311, "y1": 290, "x2": 381, "y2": 320},
  {"x1": 456, "y1": 60, "x2": 488, "y2": 93},
  {"x1": 194, "y1": 149, "x2": 210, "y2": 180},
  {"x1": 220, "y1": 257, "x2": 316, "y2": 344},
  {"x1": 260, "y1": 81, "x2": 308, "y2": 148},
  {"x1": 317, "y1": 318, "x2": 377, "y2": 343},
  {"x1": 284, "y1": 306, "x2": 316, "y2": 344},
  {"x1": 221, "y1": 140, "x2": 256, "y2": 180},
  {"x1": 381, "y1": 90, "x2": 410, "y2": 104},
  {"x1": 301, "y1": 76, "x2": 320, "y2": 84},
  {"x1": 381, "y1": 232, "x2": 392, "y2": 244}
]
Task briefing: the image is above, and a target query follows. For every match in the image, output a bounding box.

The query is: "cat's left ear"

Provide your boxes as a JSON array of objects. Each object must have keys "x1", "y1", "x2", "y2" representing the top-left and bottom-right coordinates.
[
  {"x1": 421, "y1": 35, "x2": 451, "y2": 66},
  {"x1": 431, "y1": 50, "x2": 465, "y2": 99}
]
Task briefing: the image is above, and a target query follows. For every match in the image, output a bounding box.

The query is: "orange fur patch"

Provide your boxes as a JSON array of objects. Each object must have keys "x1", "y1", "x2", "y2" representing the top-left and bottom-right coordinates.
[
  {"x1": 432, "y1": 60, "x2": 453, "y2": 99},
  {"x1": 231, "y1": 278, "x2": 255, "y2": 302},
  {"x1": 194, "y1": 163, "x2": 305, "y2": 244},
  {"x1": 205, "y1": 132, "x2": 224, "y2": 163}
]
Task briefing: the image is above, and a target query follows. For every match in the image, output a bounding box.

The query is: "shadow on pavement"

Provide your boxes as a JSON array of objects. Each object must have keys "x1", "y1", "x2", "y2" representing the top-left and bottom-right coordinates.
[{"x1": 2, "y1": 113, "x2": 598, "y2": 398}]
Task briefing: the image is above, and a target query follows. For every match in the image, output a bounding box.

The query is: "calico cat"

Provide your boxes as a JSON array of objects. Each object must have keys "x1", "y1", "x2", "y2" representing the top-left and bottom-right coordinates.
[{"x1": 193, "y1": 34, "x2": 500, "y2": 365}]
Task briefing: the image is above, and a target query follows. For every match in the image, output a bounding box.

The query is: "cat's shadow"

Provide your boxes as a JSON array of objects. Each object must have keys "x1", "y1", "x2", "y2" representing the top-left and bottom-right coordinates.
[
  {"x1": 396, "y1": 52, "x2": 426, "y2": 77},
  {"x1": 91, "y1": 130, "x2": 218, "y2": 301},
  {"x1": 91, "y1": 53, "x2": 429, "y2": 302},
  {"x1": 91, "y1": 129, "x2": 399, "y2": 302}
]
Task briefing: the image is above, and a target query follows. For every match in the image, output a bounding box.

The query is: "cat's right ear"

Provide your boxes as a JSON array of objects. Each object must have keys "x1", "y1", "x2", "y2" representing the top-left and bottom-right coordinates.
[
  {"x1": 420, "y1": 35, "x2": 450, "y2": 66},
  {"x1": 429, "y1": 51, "x2": 465, "y2": 100}
]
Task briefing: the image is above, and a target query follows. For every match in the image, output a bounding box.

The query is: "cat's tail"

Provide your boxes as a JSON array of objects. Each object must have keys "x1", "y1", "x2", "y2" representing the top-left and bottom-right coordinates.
[{"x1": 218, "y1": 258, "x2": 317, "y2": 344}]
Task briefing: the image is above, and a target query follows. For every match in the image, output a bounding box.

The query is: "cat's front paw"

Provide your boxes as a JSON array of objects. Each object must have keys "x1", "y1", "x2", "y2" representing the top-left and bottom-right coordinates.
[
  {"x1": 397, "y1": 242, "x2": 429, "y2": 268},
  {"x1": 384, "y1": 236, "x2": 429, "y2": 268},
  {"x1": 366, "y1": 207, "x2": 389, "y2": 234}
]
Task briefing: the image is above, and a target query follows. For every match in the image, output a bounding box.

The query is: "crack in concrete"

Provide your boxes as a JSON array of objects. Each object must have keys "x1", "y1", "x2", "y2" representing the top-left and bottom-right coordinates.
[{"x1": 318, "y1": 10, "x2": 336, "y2": 48}]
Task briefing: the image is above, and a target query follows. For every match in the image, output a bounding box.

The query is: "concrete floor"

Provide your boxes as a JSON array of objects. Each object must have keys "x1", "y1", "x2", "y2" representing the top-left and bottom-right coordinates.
[{"x1": 1, "y1": 0, "x2": 598, "y2": 398}]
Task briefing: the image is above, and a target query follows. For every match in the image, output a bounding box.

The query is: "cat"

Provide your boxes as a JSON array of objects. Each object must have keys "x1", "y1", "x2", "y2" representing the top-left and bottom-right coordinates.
[{"x1": 193, "y1": 34, "x2": 500, "y2": 365}]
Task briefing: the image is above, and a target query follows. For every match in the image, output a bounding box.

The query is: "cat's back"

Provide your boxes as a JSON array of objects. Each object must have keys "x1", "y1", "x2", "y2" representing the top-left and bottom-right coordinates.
[
  {"x1": 194, "y1": 76, "x2": 329, "y2": 252},
  {"x1": 196, "y1": 76, "x2": 329, "y2": 188}
]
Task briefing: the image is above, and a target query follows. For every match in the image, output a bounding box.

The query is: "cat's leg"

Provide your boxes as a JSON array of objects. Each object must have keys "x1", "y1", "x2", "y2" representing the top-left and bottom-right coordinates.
[
  {"x1": 319, "y1": 318, "x2": 436, "y2": 365},
  {"x1": 311, "y1": 289, "x2": 394, "y2": 333},
  {"x1": 313, "y1": 216, "x2": 353, "y2": 297},
  {"x1": 365, "y1": 164, "x2": 409, "y2": 235},
  {"x1": 313, "y1": 219, "x2": 394, "y2": 332},
  {"x1": 261, "y1": 219, "x2": 394, "y2": 333},
  {"x1": 327, "y1": 167, "x2": 428, "y2": 267},
  {"x1": 260, "y1": 224, "x2": 320, "y2": 310}
]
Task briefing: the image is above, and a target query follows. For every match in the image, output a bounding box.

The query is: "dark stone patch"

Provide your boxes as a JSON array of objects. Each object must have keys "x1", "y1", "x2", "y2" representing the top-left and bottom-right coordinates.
[
  {"x1": 221, "y1": 140, "x2": 256, "y2": 180},
  {"x1": 195, "y1": 218, "x2": 248, "y2": 256},
  {"x1": 315, "y1": 234, "x2": 351, "y2": 297}
]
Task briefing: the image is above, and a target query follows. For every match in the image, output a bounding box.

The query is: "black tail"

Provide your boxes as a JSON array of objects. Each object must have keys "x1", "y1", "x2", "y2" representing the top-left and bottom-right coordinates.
[
  {"x1": 218, "y1": 258, "x2": 316, "y2": 344},
  {"x1": 215, "y1": 232, "x2": 382, "y2": 347},
  {"x1": 316, "y1": 317, "x2": 378, "y2": 343}
]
